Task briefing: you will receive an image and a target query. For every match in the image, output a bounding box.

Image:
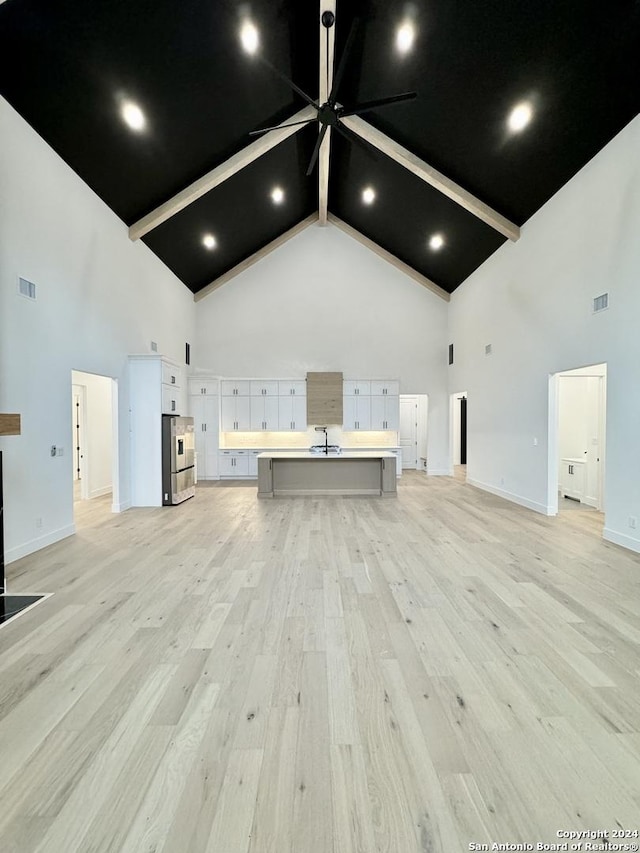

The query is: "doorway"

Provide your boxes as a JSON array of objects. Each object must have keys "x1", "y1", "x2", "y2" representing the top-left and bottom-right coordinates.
[
  {"x1": 399, "y1": 395, "x2": 428, "y2": 470},
  {"x1": 450, "y1": 391, "x2": 468, "y2": 481},
  {"x1": 548, "y1": 364, "x2": 606, "y2": 514},
  {"x1": 70, "y1": 370, "x2": 118, "y2": 515}
]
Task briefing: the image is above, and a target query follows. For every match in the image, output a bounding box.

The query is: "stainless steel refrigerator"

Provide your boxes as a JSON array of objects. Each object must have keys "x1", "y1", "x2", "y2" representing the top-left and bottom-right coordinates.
[{"x1": 162, "y1": 416, "x2": 195, "y2": 505}]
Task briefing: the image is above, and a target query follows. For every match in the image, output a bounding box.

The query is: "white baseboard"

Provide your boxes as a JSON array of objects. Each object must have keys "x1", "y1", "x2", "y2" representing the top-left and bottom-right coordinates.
[
  {"x1": 112, "y1": 499, "x2": 131, "y2": 513},
  {"x1": 89, "y1": 486, "x2": 112, "y2": 499},
  {"x1": 603, "y1": 527, "x2": 640, "y2": 554},
  {"x1": 6, "y1": 524, "x2": 76, "y2": 564},
  {"x1": 467, "y1": 478, "x2": 553, "y2": 516}
]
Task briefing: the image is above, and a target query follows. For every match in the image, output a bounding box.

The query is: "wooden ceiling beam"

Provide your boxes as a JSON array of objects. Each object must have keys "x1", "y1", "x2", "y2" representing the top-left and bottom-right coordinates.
[
  {"x1": 318, "y1": 1, "x2": 336, "y2": 226},
  {"x1": 194, "y1": 213, "x2": 318, "y2": 302},
  {"x1": 340, "y1": 115, "x2": 520, "y2": 242},
  {"x1": 129, "y1": 106, "x2": 317, "y2": 241},
  {"x1": 328, "y1": 214, "x2": 450, "y2": 302}
]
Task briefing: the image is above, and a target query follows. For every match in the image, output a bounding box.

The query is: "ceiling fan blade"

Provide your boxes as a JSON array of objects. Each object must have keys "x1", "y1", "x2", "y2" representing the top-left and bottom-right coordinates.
[
  {"x1": 257, "y1": 55, "x2": 319, "y2": 110},
  {"x1": 328, "y1": 18, "x2": 360, "y2": 106},
  {"x1": 249, "y1": 118, "x2": 317, "y2": 137},
  {"x1": 338, "y1": 91, "x2": 417, "y2": 118},
  {"x1": 306, "y1": 124, "x2": 329, "y2": 176}
]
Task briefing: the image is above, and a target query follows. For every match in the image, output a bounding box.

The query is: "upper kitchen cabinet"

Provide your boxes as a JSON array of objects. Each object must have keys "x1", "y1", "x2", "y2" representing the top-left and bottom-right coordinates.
[
  {"x1": 221, "y1": 395, "x2": 251, "y2": 431},
  {"x1": 189, "y1": 378, "x2": 219, "y2": 396},
  {"x1": 343, "y1": 380, "x2": 371, "y2": 397},
  {"x1": 370, "y1": 380, "x2": 399, "y2": 397},
  {"x1": 220, "y1": 380, "x2": 251, "y2": 397},
  {"x1": 278, "y1": 380, "x2": 306, "y2": 397},
  {"x1": 250, "y1": 380, "x2": 279, "y2": 397},
  {"x1": 370, "y1": 395, "x2": 399, "y2": 431}
]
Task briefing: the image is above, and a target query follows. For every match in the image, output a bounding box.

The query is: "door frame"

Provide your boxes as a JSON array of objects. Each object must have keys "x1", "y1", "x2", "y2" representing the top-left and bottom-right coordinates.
[{"x1": 547, "y1": 363, "x2": 607, "y2": 515}]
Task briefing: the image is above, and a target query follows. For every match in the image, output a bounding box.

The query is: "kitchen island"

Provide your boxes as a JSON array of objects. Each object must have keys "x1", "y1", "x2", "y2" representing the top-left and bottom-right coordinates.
[{"x1": 257, "y1": 451, "x2": 397, "y2": 498}]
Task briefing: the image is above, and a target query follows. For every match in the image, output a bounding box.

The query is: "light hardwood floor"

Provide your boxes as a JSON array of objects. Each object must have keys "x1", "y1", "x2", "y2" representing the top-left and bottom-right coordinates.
[{"x1": 1, "y1": 473, "x2": 639, "y2": 853}]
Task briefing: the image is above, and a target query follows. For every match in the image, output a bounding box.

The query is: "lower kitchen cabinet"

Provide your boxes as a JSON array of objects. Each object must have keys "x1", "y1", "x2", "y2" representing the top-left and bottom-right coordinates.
[{"x1": 219, "y1": 450, "x2": 249, "y2": 477}]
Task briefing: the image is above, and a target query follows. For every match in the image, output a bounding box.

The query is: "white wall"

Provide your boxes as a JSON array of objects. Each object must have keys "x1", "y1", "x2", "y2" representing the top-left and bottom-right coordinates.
[
  {"x1": 72, "y1": 370, "x2": 113, "y2": 499},
  {"x1": 0, "y1": 98, "x2": 195, "y2": 563},
  {"x1": 448, "y1": 114, "x2": 640, "y2": 551},
  {"x1": 195, "y1": 223, "x2": 450, "y2": 473}
]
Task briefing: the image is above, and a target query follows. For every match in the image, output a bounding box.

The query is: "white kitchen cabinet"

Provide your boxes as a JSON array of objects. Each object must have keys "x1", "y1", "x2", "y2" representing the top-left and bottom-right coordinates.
[
  {"x1": 250, "y1": 380, "x2": 279, "y2": 397},
  {"x1": 219, "y1": 450, "x2": 249, "y2": 477},
  {"x1": 343, "y1": 394, "x2": 371, "y2": 430},
  {"x1": 370, "y1": 395, "x2": 400, "y2": 431},
  {"x1": 560, "y1": 458, "x2": 586, "y2": 501},
  {"x1": 370, "y1": 380, "x2": 399, "y2": 397},
  {"x1": 189, "y1": 378, "x2": 219, "y2": 396},
  {"x1": 161, "y1": 384, "x2": 180, "y2": 415},
  {"x1": 221, "y1": 395, "x2": 251, "y2": 431},
  {"x1": 279, "y1": 393, "x2": 307, "y2": 431},
  {"x1": 278, "y1": 380, "x2": 306, "y2": 397},
  {"x1": 250, "y1": 395, "x2": 279, "y2": 431},
  {"x1": 248, "y1": 450, "x2": 262, "y2": 477},
  {"x1": 129, "y1": 355, "x2": 185, "y2": 507},
  {"x1": 344, "y1": 380, "x2": 371, "y2": 396},
  {"x1": 220, "y1": 380, "x2": 251, "y2": 397},
  {"x1": 190, "y1": 394, "x2": 219, "y2": 479},
  {"x1": 161, "y1": 362, "x2": 182, "y2": 388}
]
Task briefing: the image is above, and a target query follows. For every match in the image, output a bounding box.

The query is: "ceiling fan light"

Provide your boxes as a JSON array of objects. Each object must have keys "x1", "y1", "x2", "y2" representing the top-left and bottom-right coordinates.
[
  {"x1": 202, "y1": 233, "x2": 217, "y2": 250},
  {"x1": 240, "y1": 21, "x2": 259, "y2": 55},
  {"x1": 396, "y1": 21, "x2": 415, "y2": 54},
  {"x1": 362, "y1": 186, "x2": 376, "y2": 205},
  {"x1": 121, "y1": 101, "x2": 146, "y2": 131},
  {"x1": 429, "y1": 233, "x2": 445, "y2": 251},
  {"x1": 507, "y1": 101, "x2": 533, "y2": 133}
]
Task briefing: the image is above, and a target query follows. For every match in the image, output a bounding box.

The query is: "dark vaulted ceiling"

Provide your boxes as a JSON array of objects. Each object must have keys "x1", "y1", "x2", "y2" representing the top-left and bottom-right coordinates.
[{"x1": 1, "y1": 0, "x2": 639, "y2": 298}]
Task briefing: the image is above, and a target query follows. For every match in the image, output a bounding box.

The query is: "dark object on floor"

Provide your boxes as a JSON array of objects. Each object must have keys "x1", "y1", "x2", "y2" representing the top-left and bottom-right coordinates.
[{"x1": 0, "y1": 594, "x2": 46, "y2": 626}]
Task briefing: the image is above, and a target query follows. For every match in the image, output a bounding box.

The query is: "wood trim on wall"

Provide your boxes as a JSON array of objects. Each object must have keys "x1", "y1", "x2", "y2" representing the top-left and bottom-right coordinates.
[{"x1": 0, "y1": 414, "x2": 21, "y2": 436}]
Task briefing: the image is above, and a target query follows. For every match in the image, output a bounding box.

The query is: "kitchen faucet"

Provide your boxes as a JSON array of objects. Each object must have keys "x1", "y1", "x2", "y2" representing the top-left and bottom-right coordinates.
[{"x1": 314, "y1": 426, "x2": 329, "y2": 454}]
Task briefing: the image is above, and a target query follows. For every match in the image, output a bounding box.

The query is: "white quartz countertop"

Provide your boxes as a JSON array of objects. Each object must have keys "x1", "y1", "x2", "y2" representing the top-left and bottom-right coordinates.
[{"x1": 257, "y1": 451, "x2": 395, "y2": 460}]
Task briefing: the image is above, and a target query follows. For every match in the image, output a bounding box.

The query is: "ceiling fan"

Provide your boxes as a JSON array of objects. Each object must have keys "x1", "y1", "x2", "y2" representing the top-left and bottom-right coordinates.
[{"x1": 250, "y1": 12, "x2": 417, "y2": 176}]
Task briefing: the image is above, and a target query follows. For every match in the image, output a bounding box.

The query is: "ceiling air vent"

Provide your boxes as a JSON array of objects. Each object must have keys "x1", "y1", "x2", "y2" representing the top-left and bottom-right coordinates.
[
  {"x1": 18, "y1": 277, "x2": 36, "y2": 300},
  {"x1": 593, "y1": 293, "x2": 609, "y2": 313}
]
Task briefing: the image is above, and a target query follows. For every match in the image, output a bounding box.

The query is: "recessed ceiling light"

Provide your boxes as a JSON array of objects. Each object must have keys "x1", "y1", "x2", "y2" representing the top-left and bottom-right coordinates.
[
  {"x1": 202, "y1": 234, "x2": 217, "y2": 250},
  {"x1": 121, "y1": 101, "x2": 145, "y2": 132},
  {"x1": 396, "y1": 21, "x2": 415, "y2": 54},
  {"x1": 429, "y1": 233, "x2": 445, "y2": 251},
  {"x1": 507, "y1": 101, "x2": 533, "y2": 133},
  {"x1": 271, "y1": 186, "x2": 284, "y2": 204},
  {"x1": 240, "y1": 21, "x2": 259, "y2": 54},
  {"x1": 362, "y1": 186, "x2": 376, "y2": 205}
]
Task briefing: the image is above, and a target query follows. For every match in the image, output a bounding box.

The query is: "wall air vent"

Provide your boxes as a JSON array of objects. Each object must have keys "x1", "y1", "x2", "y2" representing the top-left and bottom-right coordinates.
[
  {"x1": 593, "y1": 293, "x2": 609, "y2": 313},
  {"x1": 18, "y1": 277, "x2": 36, "y2": 300},
  {"x1": 485, "y1": 344, "x2": 492, "y2": 356}
]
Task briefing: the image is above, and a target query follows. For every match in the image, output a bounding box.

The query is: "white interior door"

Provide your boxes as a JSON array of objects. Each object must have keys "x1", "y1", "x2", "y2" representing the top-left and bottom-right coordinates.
[{"x1": 399, "y1": 396, "x2": 418, "y2": 469}]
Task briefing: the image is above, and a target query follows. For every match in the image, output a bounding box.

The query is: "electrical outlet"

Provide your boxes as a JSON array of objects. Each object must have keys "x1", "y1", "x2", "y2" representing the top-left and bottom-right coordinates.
[{"x1": 629, "y1": 517, "x2": 637, "y2": 530}]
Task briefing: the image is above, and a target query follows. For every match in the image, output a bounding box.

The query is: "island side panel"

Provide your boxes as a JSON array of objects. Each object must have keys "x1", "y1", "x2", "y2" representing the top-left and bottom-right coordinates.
[{"x1": 272, "y1": 457, "x2": 381, "y2": 496}]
